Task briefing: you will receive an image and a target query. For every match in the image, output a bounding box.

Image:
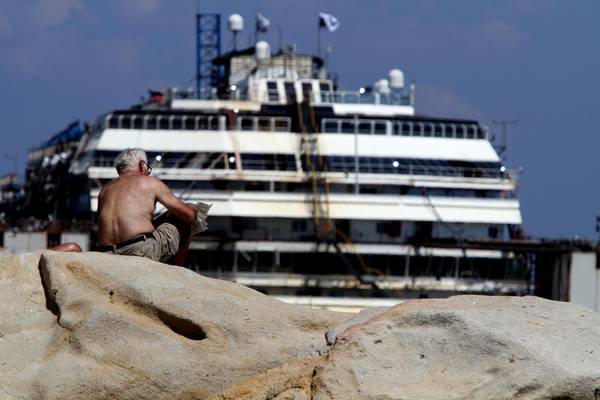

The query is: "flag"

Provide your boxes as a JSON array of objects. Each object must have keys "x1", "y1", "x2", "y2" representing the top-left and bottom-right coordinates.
[
  {"x1": 319, "y1": 12, "x2": 340, "y2": 32},
  {"x1": 256, "y1": 12, "x2": 270, "y2": 33}
]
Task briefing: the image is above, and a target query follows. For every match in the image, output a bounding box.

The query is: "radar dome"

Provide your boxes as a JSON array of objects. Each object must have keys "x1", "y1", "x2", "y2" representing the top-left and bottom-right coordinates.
[
  {"x1": 389, "y1": 69, "x2": 405, "y2": 89},
  {"x1": 228, "y1": 14, "x2": 244, "y2": 32},
  {"x1": 255, "y1": 41, "x2": 271, "y2": 60},
  {"x1": 375, "y1": 79, "x2": 391, "y2": 95}
]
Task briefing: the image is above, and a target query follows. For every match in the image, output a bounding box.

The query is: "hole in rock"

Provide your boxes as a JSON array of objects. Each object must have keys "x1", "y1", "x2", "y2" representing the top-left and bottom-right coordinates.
[
  {"x1": 38, "y1": 263, "x2": 59, "y2": 316},
  {"x1": 156, "y1": 309, "x2": 207, "y2": 341}
]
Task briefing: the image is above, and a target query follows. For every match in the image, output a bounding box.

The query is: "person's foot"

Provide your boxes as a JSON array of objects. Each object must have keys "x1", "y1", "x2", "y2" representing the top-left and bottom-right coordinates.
[{"x1": 52, "y1": 242, "x2": 83, "y2": 252}]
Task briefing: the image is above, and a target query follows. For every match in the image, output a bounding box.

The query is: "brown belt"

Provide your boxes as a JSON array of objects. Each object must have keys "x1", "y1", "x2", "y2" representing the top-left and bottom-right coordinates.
[{"x1": 96, "y1": 232, "x2": 154, "y2": 252}]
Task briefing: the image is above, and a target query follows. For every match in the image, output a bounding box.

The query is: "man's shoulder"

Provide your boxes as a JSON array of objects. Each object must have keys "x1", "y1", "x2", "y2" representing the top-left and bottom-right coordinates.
[
  {"x1": 99, "y1": 178, "x2": 117, "y2": 194},
  {"x1": 106, "y1": 175, "x2": 167, "y2": 195},
  {"x1": 139, "y1": 176, "x2": 170, "y2": 195},
  {"x1": 143, "y1": 175, "x2": 165, "y2": 186}
]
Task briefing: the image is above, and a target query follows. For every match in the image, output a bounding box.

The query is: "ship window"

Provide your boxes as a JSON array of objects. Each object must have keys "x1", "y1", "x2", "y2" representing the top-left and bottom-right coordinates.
[
  {"x1": 455, "y1": 125, "x2": 465, "y2": 138},
  {"x1": 373, "y1": 157, "x2": 386, "y2": 172},
  {"x1": 412, "y1": 122, "x2": 423, "y2": 136},
  {"x1": 205, "y1": 152, "x2": 225, "y2": 169},
  {"x1": 466, "y1": 125, "x2": 476, "y2": 139},
  {"x1": 146, "y1": 116, "x2": 157, "y2": 130},
  {"x1": 158, "y1": 116, "x2": 169, "y2": 130},
  {"x1": 245, "y1": 182, "x2": 269, "y2": 192},
  {"x1": 274, "y1": 118, "x2": 289, "y2": 132},
  {"x1": 258, "y1": 117, "x2": 271, "y2": 131},
  {"x1": 377, "y1": 221, "x2": 402, "y2": 236},
  {"x1": 292, "y1": 220, "x2": 307, "y2": 232},
  {"x1": 328, "y1": 155, "x2": 341, "y2": 171},
  {"x1": 358, "y1": 121, "x2": 372, "y2": 134},
  {"x1": 337, "y1": 156, "x2": 349, "y2": 171},
  {"x1": 267, "y1": 81, "x2": 278, "y2": 102},
  {"x1": 402, "y1": 122, "x2": 411, "y2": 136},
  {"x1": 358, "y1": 157, "x2": 369, "y2": 173},
  {"x1": 341, "y1": 120, "x2": 355, "y2": 133},
  {"x1": 302, "y1": 82, "x2": 312, "y2": 102},
  {"x1": 368, "y1": 157, "x2": 379, "y2": 173},
  {"x1": 445, "y1": 125, "x2": 454, "y2": 138},
  {"x1": 284, "y1": 82, "x2": 296, "y2": 103},
  {"x1": 108, "y1": 115, "x2": 119, "y2": 129},
  {"x1": 172, "y1": 116, "x2": 183, "y2": 130},
  {"x1": 208, "y1": 117, "x2": 219, "y2": 130},
  {"x1": 276, "y1": 154, "x2": 296, "y2": 170},
  {"x1": 120, "y1": 115, "x2": 132, "y2": 129},
  {"x1": 374, "y1": 122, "x2": 387, "y2": 135},
  {"x1": 477, "y1": 126, "x2": 486, "y2": 139},
  {"x1": 323, "y1": 120, "x2": 338, "y2": 133},
  {"x1": 184, "y1": 117, "x2": 195, "y2": 130},
  {"x1": 434, "y1": 124, "x2": 443, "y2": 137},
  {"x1": 319, "y1": 82, "x2": 332, "y2": 102},
  {"x1": 197, "y1": 117, "x2": 208, "y2": 130},
  {"x1": 133, "y1": 116, "x2": 143, "y2": 129},
  {"x1": 423, "y1": 123, "x2": 432, "y2": 137},
  {"x1": 241, "y1": 117, "x2": 255, "y2": 131}
]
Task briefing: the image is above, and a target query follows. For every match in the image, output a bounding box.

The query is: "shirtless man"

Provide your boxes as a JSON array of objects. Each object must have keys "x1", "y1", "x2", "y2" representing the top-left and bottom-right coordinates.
[{"x1": 96, "y1": 148, "x2": 197, "y2": 266}]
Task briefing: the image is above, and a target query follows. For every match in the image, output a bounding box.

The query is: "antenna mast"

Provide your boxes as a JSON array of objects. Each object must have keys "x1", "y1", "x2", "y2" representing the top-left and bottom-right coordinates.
[{"x1": 491, "y1": 118, "x2": 519, "y2": 160}]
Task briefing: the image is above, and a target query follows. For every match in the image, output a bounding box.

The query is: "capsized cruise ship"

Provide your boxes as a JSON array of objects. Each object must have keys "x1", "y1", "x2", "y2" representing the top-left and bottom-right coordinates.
[{"x1": 7, "y1": 12, "x2": 593, "y2": 311}]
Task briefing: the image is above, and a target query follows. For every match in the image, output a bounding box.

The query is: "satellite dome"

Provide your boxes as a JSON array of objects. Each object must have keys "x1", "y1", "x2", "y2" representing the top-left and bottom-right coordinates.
[
  {"x1": 389, "y1": 69, "x2": 405, "y2": 89},
  {"x1": 228, "y1": 14, "x2": 244, "y2": 32},
  {"x1": 255, "y1": 41, "x2": 271, "y2": 60},
  {"x1": 375, "y1": 79, "x2": 391, "y2": 95}
]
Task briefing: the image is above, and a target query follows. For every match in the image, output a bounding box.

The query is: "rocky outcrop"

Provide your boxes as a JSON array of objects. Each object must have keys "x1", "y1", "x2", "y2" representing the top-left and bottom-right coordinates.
[
  {"x1": 312, "y1": 295, "x2": 600, "y2": 399},
  {"x1": 0, "y1": 251, "x2": 346, "y2": 399},
  {"x1": 1, "y1": 251, "x2": 600, "y2": 399}
]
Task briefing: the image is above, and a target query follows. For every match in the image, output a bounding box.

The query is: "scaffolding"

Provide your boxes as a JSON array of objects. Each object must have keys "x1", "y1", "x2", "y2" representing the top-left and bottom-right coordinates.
[{"x1": 196, "y1": 13, "x2": 221, "y2": 99}]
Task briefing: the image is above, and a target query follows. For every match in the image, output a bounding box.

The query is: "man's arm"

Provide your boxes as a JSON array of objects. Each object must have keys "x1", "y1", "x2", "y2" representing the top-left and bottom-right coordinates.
[{"x1": 152, "y1": 177, "x2": 196, "y2": 223}]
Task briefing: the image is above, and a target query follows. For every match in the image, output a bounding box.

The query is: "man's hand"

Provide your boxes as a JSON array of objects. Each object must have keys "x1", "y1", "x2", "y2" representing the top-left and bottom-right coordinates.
[{"x1": 187, "y1": 202, "x2": 211, "y2": 236}]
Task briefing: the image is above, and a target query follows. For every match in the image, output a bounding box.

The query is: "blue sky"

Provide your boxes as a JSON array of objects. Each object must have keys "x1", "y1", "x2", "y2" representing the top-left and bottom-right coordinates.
[{"x1": 0, "y1": 0, "x2": 598, "y2": 239}]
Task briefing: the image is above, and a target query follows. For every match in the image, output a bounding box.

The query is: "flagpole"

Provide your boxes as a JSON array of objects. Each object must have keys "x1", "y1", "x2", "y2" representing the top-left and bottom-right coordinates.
[{"x1": 317, "y1": 24, "x2": 322, "y2": 59}]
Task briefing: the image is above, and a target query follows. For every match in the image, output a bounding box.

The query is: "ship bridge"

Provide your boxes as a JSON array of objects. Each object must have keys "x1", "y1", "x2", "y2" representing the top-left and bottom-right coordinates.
[{"x1": 164, "y1": 42, "x2": 415, "y2": 117}]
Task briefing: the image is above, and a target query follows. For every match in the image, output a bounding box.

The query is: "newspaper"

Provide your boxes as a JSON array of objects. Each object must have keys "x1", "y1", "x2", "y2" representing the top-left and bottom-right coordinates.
[{"x1": 153, "y1": 202, "x2": 212, "y2": 237}]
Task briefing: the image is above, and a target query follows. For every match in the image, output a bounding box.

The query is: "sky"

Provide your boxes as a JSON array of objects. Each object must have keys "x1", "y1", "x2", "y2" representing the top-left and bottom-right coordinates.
[{"x1": 0, "y1": 0, "x2": 598, "y2": 239}]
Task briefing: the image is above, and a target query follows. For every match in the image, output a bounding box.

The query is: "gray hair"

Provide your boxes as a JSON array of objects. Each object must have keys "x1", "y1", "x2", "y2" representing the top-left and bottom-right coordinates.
[{"x1": 114, "y1": 148, "x2": 148, "y2": 175}]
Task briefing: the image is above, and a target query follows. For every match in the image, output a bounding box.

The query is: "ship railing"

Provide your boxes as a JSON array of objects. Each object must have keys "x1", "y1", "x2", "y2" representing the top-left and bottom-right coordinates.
[
  {"x1": 89, "y1": 154, "x2": 508, "y2": 180},
  {"x1": 88, "y1": 155, "x2": 297, "y2": 172},
  {"x1": 235, "y1": 116, "x2": 291, "y2": 132},
  {"x1": 169, "y1": 87, "x2": 413, "y2": 106},
  {"x1": 320, "y1": 91, "x2": 412, "y2": 106},
  {"x1": 169, "y1": 87, "x2": 253, "y2": 101},
  {"x1": 104, "y1": 114, "x2": 222, "y2": 131},
  {"x1": 323, "y1": 160, "x2": 505, "y2": 179},
  {"x1": 103, "y1": 114, "x2": 291, "y2": 133},
  {"x1": 321, "y1": 118, "x2": 487, "y2": 139}
]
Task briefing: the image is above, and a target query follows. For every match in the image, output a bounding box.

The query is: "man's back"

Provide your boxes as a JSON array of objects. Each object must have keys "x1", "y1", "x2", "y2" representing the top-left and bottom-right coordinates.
[
  {"x1": 97, "y1": 175, "x2": 157, "y2": 245},
  {"x1": 96, "y1": 148, "x2": 198, "y2": 265}
]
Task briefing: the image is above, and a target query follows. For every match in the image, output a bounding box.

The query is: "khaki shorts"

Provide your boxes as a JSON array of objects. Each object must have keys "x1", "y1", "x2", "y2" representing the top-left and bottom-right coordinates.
[{"x1": 103, "y1": 223, "x2": 180, "y2": 263}]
